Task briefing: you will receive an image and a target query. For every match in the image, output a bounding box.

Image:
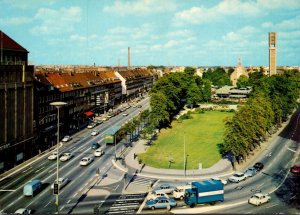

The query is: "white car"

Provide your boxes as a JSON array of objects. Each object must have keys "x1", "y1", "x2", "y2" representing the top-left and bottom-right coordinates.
[
  {"x1": 94, "y1": 149, "x2": 104, "y2": 157},
  {"x1": 248, "y1": 193, "x2": 271, "y2": 206},
  {"x1": 51, "y1": 177, "x2": 68, "y2": 190},
  {"x1": 211, "y1": 177, "x2": 228, "y2": 185},
  {"x1": 14, "y1": 208, "x2": 31, "y2": 214},
  {"x1": 91, "y1": 130, "x2": 99, "y2": 136},
  {"x1": 62, "y1": 136, "x2": 72, "y2": 142},
  {"x1": 80, "y1": 157, "x2": 93, "y2": 166},
  {"x1": 122, "y1": 113, "x2": 128, "y2": 116},
  {"x1": 87, "y1": 123, "x2": 96, "y2": 129},
  {"x1": 228, "y1": 172, "x2": 247, "y2": 183},
  {"x1": 172, "y1": 185, "x2": 190, "y2": 200},
  {"x1": 147, "y1": 191, "x2": 169, "y2": 200},
  {"x1": 60, "y1": 153, "x2": 73, "y2": 161},
  {"x1": 244, "y1": 167, "x2": 257, "y2": 177},
  {"x1": 48, "y1": 152, "x2": 58, "y2": 160},
  {"x1": 153, "y1": 184, "x2": 176, "y2": 194}
]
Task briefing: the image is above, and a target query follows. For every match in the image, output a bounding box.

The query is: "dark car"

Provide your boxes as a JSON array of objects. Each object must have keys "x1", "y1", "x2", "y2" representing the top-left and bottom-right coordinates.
[
  {"x1": 91, "y1": 143, "x2": 100, "y2": 149},
  {"x1": 290, "y1": 164, "x2": 300, "y2": 175},
  {"x1": 253, "y1": 162, "x2": 264, "y2": 171}
]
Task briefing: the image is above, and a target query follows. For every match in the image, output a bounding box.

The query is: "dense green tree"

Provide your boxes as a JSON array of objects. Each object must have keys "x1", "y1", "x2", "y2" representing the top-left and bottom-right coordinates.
[
  {"x1": 150, "y1": 92, "x2": 170, "y2": 128},
  {"x1": 184, "y1": 67, "x2": 196, "y2": 76},
  {"x1": 202, "y1": 67, "x2": 231, "y2": 87},
  {"x1": 186, "y1": 81, "x2": 202, "y2": 108},
  {"x1": 202, "y1": 79, "x2": 212, "y2": 102},
  {"x1": 236, "y1": 75, "x2": 249, "y2": 88}
]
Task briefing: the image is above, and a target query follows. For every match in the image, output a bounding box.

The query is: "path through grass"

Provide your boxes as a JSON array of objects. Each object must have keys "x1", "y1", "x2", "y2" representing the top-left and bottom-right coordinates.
[{"x1": 138, "y1": 111, "x2": 233, "y2": 170}]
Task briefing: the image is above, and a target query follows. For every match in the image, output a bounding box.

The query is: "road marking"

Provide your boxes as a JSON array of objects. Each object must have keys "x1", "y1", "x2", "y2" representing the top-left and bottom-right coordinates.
[
  {"x1": 113, "y1": 185, "x2": 119, "y2": 191},
  {"x1": 70, "y1": 147, "x2": 76, "y2": 151},
  {"x1": 67, "y1": 200, "x2": 71, "y2": 204},
  {"x1": 0, "y1": 189, "x2": 15, "y2": 192},
  {"x1": 287, "y1": 148, "x2": 296, "y2": 153},
  {"x1": 22, "y1": 166, "x2": 33, "y2": 173},
  {"x1": 266, "y1": 203, "x2": 278, "y2": 209},
  {"x1": 44, "y1": 201, "x2": 51, "y2": 208},
  {"x1": 35, "y1": 166, "x2": 45, "y2": 173},
  {"x1": 73, "y1": 192, "x2": 78, "y2": 197},
  {"x1": 60, "y1": 206, "x2": 65, "y2": 211}
]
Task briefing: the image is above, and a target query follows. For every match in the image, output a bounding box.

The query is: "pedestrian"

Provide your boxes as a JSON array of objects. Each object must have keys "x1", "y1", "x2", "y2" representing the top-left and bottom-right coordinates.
[{"x1": 133, "y1": 153, "x2": 136, "y2": 159}]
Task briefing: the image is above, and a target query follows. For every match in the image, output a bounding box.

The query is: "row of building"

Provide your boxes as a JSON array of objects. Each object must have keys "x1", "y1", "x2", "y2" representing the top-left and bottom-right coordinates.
[{"x1": 0, "y1": 31, "x2": 156, "y2": 173}]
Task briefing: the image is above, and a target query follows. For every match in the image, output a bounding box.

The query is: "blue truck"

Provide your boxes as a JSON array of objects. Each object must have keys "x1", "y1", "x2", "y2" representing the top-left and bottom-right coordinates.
[
  {"x1": 23, "y1": 179, "x2": 42, "y2": 197},
  {"x1": 184, "y1": 180, "x2": 224, "y2": 208}
]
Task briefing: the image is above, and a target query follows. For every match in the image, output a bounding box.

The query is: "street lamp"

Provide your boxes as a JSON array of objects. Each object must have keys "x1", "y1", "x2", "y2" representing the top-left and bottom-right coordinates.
[{"x1": 50, "y1": 101, "x2": 67, "y2": 214}]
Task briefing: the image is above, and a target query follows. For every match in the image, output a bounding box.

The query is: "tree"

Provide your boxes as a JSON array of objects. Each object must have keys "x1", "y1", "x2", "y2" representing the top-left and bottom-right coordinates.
[
  {"x1": 186, "y1": 82, "x2": 201, "y2": 108},
  {"x1": 236, "y1": 75, "x2": 249, "y2": 88},
  {"x1": 150, "y1": 92, "x2": 170, "y2": 128},
  {"x1": 201, "y1": 79, "x2": 212, "y2": 102},
  {"x1": 184, "y1": 67, "x2": 196, "y2": 76}
]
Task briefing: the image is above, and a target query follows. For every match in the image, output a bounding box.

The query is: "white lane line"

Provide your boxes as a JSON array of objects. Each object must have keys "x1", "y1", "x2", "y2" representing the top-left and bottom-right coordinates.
[
  {"x1": 44, "y1": 201, "x2": 51, "y2": 208},
  {"x1": 69, "y1": 147, "x2": 76, "y2": 151},
  {"x1": 287, "y1": 148, "x2": 296, "y2": 153},
  {"x1": 73, "y1": 192, "x2": 78, "y2": 197},
  {"x1": 113, "y1": 185, "x2": 119, "y2": 191},
  {"x1": 85, "y1": 183, "x2": 88, "y2": 186},
  {"x1": 266, "y1": 203, "x2": 278, "y2": 209},
  {"x1": 22, "y1": 166, "x2": 33, "y2": 173},
  {"x1": 35, "y1": 166, "x2": 45, "y2": 173},
  {"x1": 67, "y1": 200, "x2": 71, "y2": 204},
  {"x1": 60, "y1": 206, "x2": 65, "y2": 211},
  {"x1": 0, "y1": 189, "x2": 16, "y2": 192}
]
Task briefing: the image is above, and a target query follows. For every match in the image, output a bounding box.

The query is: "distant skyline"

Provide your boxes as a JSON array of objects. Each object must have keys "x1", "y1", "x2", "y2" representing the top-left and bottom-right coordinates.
[{"x1": 1, "y1": 0, "x2": 300, "y2": 66}]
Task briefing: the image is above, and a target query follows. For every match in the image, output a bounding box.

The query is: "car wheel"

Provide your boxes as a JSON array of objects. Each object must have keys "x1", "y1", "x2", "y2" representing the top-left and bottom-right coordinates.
[
  {"x1": 190, "y1": 203, "x2": 195, "y2": 208},
  {"x1": 180, "y1": 196, "x2": 184, "y2": 200},
  {"x1": 151, "y1": 206, "x2": 155, "y2": 210}
]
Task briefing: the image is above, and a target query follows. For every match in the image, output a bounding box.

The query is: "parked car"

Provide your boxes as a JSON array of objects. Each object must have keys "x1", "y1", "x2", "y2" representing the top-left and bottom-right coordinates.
[
  {"x1": 62, "y1": 136, "x2": 72, "y2": 142},
  {"x1": 48, "y1": 152, "x2": 58, "y2": 160},
  {"x1": 91, "y1": 143, "x2": 100, "y2": 149},
  {"x1": 228, "y1": 172, "x2": 247, "y2": 183},
  {"x1": 51, "y1": 177, "x2": 68, "y2": 190},
  {"x1": 147, "y1": 191, "x2": 169, "y2": 201},
  {"x1": 122, "y1": 113, "x2": 129, "y2": 116},
  {"x1": 87, "y1": 123, "x2": 96, "y2": 129},
  {"x1": 248, "y1": 193, "x2": 271, "y2": 206},
  {"x1": 244, "y1": 167, "x2": 257, "y2": 177},
  {"x1": 91, "y1": 130, "x2": 99, "y2": 136},
  {"x1": 290, "y1": 164, "x2": 300, "y2": 175},
  {"x1": 146, "y1": 196, "x2": 177, "y2": 210},
  {"x1": 94, "y1": 148, "x2": 104, "y2": 157},
  {"x1": 153, "y1": 184, "x2": 176, "y2": 194},
  {"x1": 14, "y1": 208, "x2": 32, "y2": 214},
  {"x1": 253, "y1": 162, "x2": 264, "y2": 171},
  {"x1": 137, "y1": 105, "x2": 142, "y2": 108},
  {"x1": 60, "y1": 153, "x2": 73, "y2": 162},
  {"x1": 80, "y1": 157, "x2": 93, "y2": 166},
  {"x1": 211, "y1": 177, "x2": 228, "y2": 185}
]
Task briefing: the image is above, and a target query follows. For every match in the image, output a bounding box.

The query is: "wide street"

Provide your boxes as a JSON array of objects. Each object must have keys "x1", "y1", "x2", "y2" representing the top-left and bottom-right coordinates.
[
  {"x1": 0, "y1": 100, "x2": 299, "y2": 214},
  {"x1": 0, "y1": 97, "x2": 150, "y2": 214}
]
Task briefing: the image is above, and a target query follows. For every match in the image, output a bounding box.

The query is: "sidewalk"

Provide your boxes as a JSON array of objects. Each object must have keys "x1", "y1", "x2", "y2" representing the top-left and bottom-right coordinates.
[{"x1": 113, "y1": 116, "x2": 293, "y2": 181}]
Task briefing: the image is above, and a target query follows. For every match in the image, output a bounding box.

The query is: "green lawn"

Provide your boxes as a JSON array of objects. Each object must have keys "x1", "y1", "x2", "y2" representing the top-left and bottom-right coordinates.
[{"x1": 138, "y1": 111, "x2": 233, "y2": 170}]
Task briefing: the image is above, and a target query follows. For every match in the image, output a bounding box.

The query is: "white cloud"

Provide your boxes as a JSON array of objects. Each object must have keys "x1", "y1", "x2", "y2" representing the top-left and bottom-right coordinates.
[
  {"x1": 70, "y1": 34, "x2": 87, "y2": 42},
  {"x1": 174, "y1": 0, "x2": 300, "y2": 25},
  {"x1": 0, "y1": 17, "x2": 31, "y2": 25},
  {"x1": 261, "y1": 22, "x2": 274, "y2": 28},
  {"x1": 103, "y1": 0, "x2": 177, "y2": 15},
  {"x1": 30, "y1": 6, "x2": 81, "y2": 35}
]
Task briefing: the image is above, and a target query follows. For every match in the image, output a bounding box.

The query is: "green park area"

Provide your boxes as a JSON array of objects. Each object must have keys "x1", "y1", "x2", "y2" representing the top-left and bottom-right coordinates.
[{"x1": 138, "y1": 111, "x2": 234, "y2": 170}]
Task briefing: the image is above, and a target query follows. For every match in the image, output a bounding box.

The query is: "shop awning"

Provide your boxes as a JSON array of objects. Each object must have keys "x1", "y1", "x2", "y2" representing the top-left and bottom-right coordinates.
[{"x1": 84, "y1": 111, "x2": 94, "y2": 117}]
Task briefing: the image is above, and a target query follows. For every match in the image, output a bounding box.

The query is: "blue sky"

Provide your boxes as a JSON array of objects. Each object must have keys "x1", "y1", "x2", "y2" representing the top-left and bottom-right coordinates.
[{"x1": 1, "y1": 0, "x2": 300, "y2": 66}]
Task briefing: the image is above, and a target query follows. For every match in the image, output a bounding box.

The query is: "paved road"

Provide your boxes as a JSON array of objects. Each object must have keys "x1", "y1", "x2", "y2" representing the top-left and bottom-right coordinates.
[{"x1": 0, "y1": 97, "x2": 149, "y2": 214}]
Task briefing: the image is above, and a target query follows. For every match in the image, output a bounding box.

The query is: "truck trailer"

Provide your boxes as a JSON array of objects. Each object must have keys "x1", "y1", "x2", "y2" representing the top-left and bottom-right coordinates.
[{"x1": 184, "y1": 180, "x2": 224, "y2": 208}]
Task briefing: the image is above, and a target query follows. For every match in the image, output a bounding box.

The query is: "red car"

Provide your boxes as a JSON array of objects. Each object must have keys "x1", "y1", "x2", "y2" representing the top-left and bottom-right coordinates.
[{"x1": 290, "y1": 164, "x2": 300, "y2": 175}]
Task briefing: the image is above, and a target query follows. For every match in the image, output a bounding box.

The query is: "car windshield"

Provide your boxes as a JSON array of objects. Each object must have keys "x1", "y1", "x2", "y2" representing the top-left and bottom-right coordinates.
[{"x1": 233, "y1": 174, "x2": 241, "y2": 177}]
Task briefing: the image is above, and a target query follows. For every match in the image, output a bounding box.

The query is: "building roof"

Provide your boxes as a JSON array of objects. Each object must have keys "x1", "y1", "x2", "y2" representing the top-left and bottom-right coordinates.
[
  {"x1": 35, "y1": 69, "x2": 120, "y2": 92},
  {"x1": 117, "y1": 68, "x2": 152, "y2": 79},
  {"x1": 0, "y1": 31, "x2": 28, "y2": 52}
]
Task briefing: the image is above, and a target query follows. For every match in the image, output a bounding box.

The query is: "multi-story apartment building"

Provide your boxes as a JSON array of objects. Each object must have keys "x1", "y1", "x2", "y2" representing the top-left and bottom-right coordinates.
[
  {"x1": 115, "y1": 68, "x2": 154, "y2": 101},
  {"x1": 0, "y1": 31, "x2": 36, "y2": 173}
]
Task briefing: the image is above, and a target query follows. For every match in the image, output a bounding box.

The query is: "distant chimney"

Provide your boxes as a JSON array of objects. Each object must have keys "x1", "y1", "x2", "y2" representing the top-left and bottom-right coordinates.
[{"x1": 128, "y1": 47, "x2": 130, "y2": 69}]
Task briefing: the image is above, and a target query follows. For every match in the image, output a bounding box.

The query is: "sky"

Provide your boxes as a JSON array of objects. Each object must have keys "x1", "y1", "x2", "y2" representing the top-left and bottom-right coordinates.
[{"x1": 0, "y1": 0, "x2": 300, "y2": 66}]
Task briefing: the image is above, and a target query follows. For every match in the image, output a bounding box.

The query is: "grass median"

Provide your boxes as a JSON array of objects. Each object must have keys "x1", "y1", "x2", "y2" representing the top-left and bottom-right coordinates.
[{"x1": 138, "y1": 111, "x2": 234, "y2": 170}]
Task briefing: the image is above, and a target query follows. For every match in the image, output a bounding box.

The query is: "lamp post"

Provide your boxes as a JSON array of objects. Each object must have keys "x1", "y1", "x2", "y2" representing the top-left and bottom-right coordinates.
[
  {"x1": 184, "y1": 132, "x2": 186, "y2": 176},
  {"x1": 50, "y1": 101, "x2": 67, "y2": 214}
]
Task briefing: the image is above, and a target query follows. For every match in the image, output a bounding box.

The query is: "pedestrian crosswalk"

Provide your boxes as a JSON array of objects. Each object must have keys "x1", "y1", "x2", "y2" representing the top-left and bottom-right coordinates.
[
  {"x1": 98, "y1": 193, "x2": 147, "y2": 214},
  {"x1": 130, "y1": 176, "x2": 156, "y2": 187}
]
